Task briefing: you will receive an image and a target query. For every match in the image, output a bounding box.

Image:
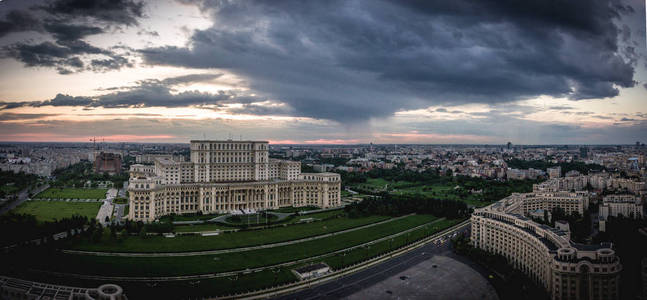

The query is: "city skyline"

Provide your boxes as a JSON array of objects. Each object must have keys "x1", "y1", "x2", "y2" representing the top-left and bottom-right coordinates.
[{"x1": 1, "y1": 0, "x2": 647, "y2": 144}]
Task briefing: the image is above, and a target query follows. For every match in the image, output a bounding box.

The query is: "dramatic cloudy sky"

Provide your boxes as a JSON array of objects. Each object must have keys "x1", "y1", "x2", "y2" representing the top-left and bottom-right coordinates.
[{"x1": 0, "y1": 0, "x2": 646, "y2": 144}]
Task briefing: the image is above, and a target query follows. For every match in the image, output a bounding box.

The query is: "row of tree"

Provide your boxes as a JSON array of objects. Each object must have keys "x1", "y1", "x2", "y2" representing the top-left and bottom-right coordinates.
[
  {"x1": 0, "y1": 170, "x2": 40, "y2": 199},
  {"x1": 0, "y1": 213, "x2": 90, "y2": 247},
  {"x1": 50, "y1": 161, "x2": 129, "y2": 188},
  {"x1": 505, "y1": 158, "x2": 606, "y2": 175},
  {"x1": 344, "y1": 193, "x2": 471, "y2": 219}
]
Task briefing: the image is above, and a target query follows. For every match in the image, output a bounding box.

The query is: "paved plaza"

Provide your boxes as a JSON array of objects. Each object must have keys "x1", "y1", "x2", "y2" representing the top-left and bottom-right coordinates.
[{"x1": 345, "y1": 255, "x2": 498, "y2": 300}]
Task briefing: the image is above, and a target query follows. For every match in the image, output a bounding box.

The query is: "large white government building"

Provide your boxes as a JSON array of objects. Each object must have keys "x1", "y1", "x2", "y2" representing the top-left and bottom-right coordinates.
[
  {"x1": 127, "y1": 140, "x2": 341, "y2": 222},
  {"x1": 471, "y1": 194, "x2": 622, "y2": 300}
]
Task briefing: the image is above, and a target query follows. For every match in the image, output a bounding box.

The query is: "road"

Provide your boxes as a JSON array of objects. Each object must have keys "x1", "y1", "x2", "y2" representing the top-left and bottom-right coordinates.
[
  {"x1": 273, "y1": 225, "x2": 473, "y2": 300},
  {"x1": 0, "y1": 184, "x2": 49, "y2": 215}
]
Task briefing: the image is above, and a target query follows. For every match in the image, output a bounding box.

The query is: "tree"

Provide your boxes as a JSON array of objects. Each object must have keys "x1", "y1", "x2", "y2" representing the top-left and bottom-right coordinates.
[
  {"x1": 92, "y1": 224, "x2": 103, "y2": 242},
  {"x1": 139, "y1": 226, "x2": 148, "y2": 239}
]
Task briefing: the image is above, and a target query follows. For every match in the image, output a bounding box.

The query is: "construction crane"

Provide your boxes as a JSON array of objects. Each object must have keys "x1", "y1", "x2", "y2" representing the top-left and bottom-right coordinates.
[{"x1": 90, "y1": 137, "x2": 97, "y2": 150}]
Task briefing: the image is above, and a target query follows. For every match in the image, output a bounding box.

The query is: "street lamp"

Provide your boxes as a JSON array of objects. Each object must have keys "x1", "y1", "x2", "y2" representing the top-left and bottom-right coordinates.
[
  {"x1": 271, "y1": 268, "x2": 281, "y2": 286},
  {"x1": 228, "y1": 274, "x2": 239, "y2": 293}
]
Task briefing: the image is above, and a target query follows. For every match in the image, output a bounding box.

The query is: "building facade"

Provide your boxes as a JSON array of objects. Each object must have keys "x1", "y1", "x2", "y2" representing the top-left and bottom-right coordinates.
[
  {"x1": 471, "y1": 195, "x2": 622, "y2": 300},
  {"x1": 94, "y1": 152, "x2": 122, "y2": 175},
  {"x1": 599, "y1": 194, "x2": 644, "y2": 219},
  {"x1": 127, "y1": 140, "x2": 341, "y2": 222},
  {"x1": 515, "y1": 191, "x2": 590, "y2": 216}
]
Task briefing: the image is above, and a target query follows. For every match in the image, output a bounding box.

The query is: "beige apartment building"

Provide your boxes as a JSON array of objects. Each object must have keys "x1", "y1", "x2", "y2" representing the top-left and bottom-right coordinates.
[
  {"x1": 127, "y1": 140, "x2": 341, "y2": 222},
  {"x1": 471, "y1": 195, "x2": 621, "y2": 300},
  {"x1": 600, "y1": 194, "x2": 644, "y2": 219},
  {"x1": 514, "y1": 191, "x2": 590, "y2": 216}
]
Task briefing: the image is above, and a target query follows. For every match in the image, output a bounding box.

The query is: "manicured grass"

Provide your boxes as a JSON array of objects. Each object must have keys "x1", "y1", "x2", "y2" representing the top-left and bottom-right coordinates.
[
  {"x1": 293, "y1": 209, "x2": 343, "y2": 221},
  {"x1": 68, "y1": 214, "x2": 388, "y2": 252},
  {"x1": 18, "y1": 214, "x2": 443, "y2": 276},
  {"x1": 324, "y1": 218, "x2": 462, "y2": 269},
  {"x1": 119, "y1": 268, "x2": 298, "y2": 298},
  {"x1": 12, "y1": 201, "x2": 101, "y2": 222},
  {"x1": 172, "y1": 209, "x2": 343, "y2": 233},
  {"x1": 1, "y1": 184, "x2": 19, "y2": 194},
  {"x1": 35, "y1": 188, "x2": 107, "y2": 200},
  {"x1": 173, "y1": 222, "x2": 231, "y2": 232},
  {"x1": 226, "y1": 214, "x2": 278, "y2": 225},
  {"x1": 271, "y1": 205, "x2": 319, "y2": 213},
  {"x1": 159, "y1": 213, "x2": 224, "y2": 222},
  {"x1": 113, "y1": 198, "x2": 128, "y2": 204}
]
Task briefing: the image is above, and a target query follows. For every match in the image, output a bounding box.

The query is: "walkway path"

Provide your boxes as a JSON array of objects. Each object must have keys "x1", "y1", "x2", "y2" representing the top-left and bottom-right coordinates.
[
  {"x1": 95, "y1": 189, "x2": 114, "y2": 226},
  {"x1": 62, "y1": 214, "x2": 422, "y2": 257}
]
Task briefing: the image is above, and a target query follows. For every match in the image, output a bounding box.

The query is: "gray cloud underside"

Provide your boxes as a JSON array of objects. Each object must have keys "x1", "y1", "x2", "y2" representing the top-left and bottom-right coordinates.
[
  {"x1": 0, "y1": 113, "x2": 60, "y2": 121},
  {"x1": 0, "y1": 73, "x2": 268, "y2": 110},
  {"x1": 140, "y1": 0, "x2": 637, "y2": 123}
]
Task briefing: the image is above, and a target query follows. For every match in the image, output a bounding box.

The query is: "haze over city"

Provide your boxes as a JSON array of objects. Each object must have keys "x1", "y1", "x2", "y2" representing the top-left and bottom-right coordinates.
[{"x1": 1, "y1": 0, "x2": 646, "y2": 144}]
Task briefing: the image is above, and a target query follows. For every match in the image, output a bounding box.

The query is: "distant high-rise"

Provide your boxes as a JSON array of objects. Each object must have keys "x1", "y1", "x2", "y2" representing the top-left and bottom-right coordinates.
[
  {"x1": 580, "y1": 146, "x2": 588, "y2": 159},
  {"x1": 506, "y1": 142, "x2": 512, "y2": 150},
  {"x1": 94, "y1": 152, "x2": 122, "y2": 175}
]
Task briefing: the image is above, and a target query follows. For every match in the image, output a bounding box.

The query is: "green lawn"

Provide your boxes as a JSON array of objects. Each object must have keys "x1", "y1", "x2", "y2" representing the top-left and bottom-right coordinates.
[
  {"x1": 35, "y1": 188, "x2": 107, "y2": 200},
  {"x1": 1, "y1": 184, "x2": 19, "y2": 194},
  {"x1": 172, "y1": 209, "x2": 344, "y2": 233},
  {"x1": 159, "y1": 213, "x2": 223, "y2": 223},
  {"x1": 113, "y1": 198, "x2": 128, "y2": 204},
  {"x1": 173, "y1": 222, "x2": 232, "y2": 232},
  {"x1": 17, "y1": 214, "x2": 444, "y2": 277},
  {"x1": 1, "y1": 216, "x2": 464, "y2": 298},
  {"x1": 225, "y1": 214, "x2": 278, "y2": 225},
  {"x1": 68, "y1": 214, "x2": 389, "y2": 252},
  {"x1": 271, "y1": 205, "x2": 319, "y2": 213},
  {"x1": 12, "y1": 201, "x2": 101, "y2": 222},
  {"x1": 324, "y1": 218, "x2": 461, "y2": 269}
]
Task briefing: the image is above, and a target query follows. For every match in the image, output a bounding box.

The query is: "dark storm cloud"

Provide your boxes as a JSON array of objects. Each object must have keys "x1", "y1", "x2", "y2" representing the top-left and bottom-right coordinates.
[
  {"x1": 43, "y1": 23, "x2": 104, "y2": 41},
  {"x1": 158, "y1": 73, "x2": 223, "y2": 86},
  {"x1": 0, "y1": 10, "x2": 41, "y2": 38},
  {"x1": 0, "y1": 75, "x2": 265, "y2": 110},
  {"x1": 0, "y1": 0, "x2": 144, "y2": 74},
  {"x1": 0, "y1": 113, "x2": 60, "y2": 121},
  {"x1": 549, "y1": 105, "x2": 574, "y2": 110},
  {"x1": 42, "y1": 0, "x2": 144, "y2": 26},
  {"x1": 3, "y1": 38, "x2": 131, "y2": 74},
  {"x1": 227, "y1": 102, "x2": 294, "y2": 116},
  {"x1": 142, "y1": 0, "x2": 638, "y2": 122}
]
